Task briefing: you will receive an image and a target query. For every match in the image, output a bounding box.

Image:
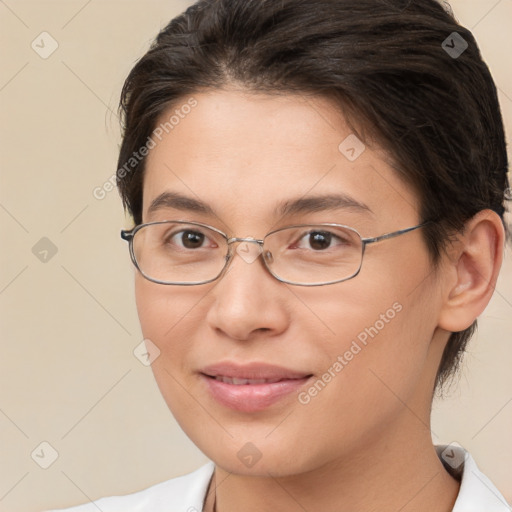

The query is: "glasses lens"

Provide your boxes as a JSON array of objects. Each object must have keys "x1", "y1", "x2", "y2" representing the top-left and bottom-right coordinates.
[
  {"x1": 264, "y1": 225, "x2": 363, "y2": 285},
  {"x1": 132, "y1": 222, "x2": 227, "y2": 284}
]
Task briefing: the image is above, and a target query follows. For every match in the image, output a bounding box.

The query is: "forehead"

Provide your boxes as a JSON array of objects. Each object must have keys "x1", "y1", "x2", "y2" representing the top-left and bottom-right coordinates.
[{"x1": 142, "y1": 89, "x2": 419, "y2": 229}]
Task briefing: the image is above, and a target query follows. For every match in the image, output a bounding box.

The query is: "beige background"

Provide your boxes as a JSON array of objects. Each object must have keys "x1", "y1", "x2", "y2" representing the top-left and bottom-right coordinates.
[{"x1": 0, "y1": 1, "x2": 510, "y2": 511}]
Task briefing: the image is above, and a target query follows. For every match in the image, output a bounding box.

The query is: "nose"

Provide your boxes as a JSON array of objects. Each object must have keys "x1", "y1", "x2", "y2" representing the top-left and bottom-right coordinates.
[{"x1": 205, "y1": 239, "x2": 289, "y2": 342}]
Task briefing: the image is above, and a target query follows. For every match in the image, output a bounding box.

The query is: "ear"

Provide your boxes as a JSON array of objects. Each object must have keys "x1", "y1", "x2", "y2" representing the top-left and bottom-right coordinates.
[{"x1": 438, "y1": 209, "x2": 505, "y2": 332}]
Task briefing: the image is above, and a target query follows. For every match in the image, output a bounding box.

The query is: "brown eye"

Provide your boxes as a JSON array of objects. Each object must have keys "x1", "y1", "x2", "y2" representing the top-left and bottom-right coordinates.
[
  {"x1": 180, "y1": 230, "x2": 205, "y2": 249},
  {"x1": 294, "y1": 230, "x2": 346, "y2": 251},
  {"x1": 165, "y1": 229, "x2": 209, "y2": 249},
  {"x1": 308, "y1": 231, "x2": 332, "y2": 250}
]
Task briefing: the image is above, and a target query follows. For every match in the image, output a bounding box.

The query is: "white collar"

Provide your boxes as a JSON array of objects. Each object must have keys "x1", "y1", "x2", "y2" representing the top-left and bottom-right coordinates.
[{"x1": 435, "y1": 444, "x2": 511, "y2": 511}]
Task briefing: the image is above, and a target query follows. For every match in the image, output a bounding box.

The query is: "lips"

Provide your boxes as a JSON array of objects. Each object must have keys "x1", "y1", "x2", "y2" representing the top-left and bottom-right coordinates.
[{"x1": 200, "y1": 362, "x2": 312, "y2": 412}]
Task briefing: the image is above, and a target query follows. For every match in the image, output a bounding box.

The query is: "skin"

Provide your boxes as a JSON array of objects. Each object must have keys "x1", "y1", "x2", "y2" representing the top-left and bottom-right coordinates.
[{"x1": 134, "y1": 88, "x2": 504, "y2": 512}]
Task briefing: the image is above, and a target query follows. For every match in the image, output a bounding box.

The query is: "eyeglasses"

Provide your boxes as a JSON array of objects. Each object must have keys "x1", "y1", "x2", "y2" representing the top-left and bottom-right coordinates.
[{"x1": 121, "y1": 220, "x2": 430, "y2": 286}]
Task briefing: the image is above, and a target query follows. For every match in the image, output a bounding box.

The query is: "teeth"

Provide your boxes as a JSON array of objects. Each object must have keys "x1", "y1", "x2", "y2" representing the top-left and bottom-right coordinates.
[
  {"x1": 233, "y1": 378, "x2": 250, "y2": 385},
  {"x1": 214, "y1": 376, "x2": 282, "y2": 385}
]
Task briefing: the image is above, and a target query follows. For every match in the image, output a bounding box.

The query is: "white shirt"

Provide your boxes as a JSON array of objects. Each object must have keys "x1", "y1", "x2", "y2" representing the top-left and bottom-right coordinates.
[{"x1": 47, "y1": 445, "x2": 511, "y2": 511}]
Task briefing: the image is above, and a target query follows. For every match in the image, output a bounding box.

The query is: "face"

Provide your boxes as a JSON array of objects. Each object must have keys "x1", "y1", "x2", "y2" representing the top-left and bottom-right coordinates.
[{"x1": 135, "y1": 89, "x2": 447, "y2": 476}]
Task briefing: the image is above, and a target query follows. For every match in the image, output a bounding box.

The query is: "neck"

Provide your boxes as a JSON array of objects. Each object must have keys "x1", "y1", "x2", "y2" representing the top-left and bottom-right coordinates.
[{"x1": 204, "y1": 417, "x2": 460, "y2": 512}]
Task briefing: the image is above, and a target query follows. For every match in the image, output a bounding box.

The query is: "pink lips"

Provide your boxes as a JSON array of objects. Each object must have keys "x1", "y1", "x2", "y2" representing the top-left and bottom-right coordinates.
[{"x1": 200, "y1": 362, "x2": 312, "y2": 412}]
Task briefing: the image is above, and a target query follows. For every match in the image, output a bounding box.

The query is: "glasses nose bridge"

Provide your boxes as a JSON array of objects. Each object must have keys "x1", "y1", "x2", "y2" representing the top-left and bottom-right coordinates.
[
  {"x1": 226, "y1": 236, "x2": 265, "y2": 247},
  {"x1": 227, "y1": 236, "x2": 263, "y2": 245},
  {"x1": 224, "y1": 236, "x2": 268, "y2": 269}
]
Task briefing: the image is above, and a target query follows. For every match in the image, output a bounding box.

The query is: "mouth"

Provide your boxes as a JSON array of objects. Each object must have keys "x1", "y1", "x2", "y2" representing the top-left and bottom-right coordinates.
[
  {"x1": 208, "y1": 376, "x2": 296, "y2": 385},
  {"x1": 199, "y1": 362, "x2": 313, "y2": 412}
]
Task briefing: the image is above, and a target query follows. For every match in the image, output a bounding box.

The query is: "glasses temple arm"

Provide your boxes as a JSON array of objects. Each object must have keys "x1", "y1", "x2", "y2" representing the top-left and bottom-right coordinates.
[{"x1": 362, "y1": 221, "x2": 432, "y2": 245}]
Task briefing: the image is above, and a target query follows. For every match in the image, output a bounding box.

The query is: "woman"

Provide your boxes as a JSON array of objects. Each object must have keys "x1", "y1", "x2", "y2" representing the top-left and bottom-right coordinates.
[{"x1": 49, "y1": 0, "x2": 511, "y2": 510}]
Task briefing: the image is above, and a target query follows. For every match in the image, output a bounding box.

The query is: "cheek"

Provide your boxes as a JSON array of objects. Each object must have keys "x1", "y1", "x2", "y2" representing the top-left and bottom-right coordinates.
[
  {"x1": 290, "y1": 303, "x2": 428, "y2": 464},
  {"x1": 135, "y1": 275, "x2": 198, "y2": 339},
  {"x1": 134, "y1": 275, "x2": 210, "y2": 408},
  {"x1": 135, "y1": 277, "x2": 172, "y2": 340},
  {"x1": 134, "y1": 278, "x2": 188, "y2": 422},
  {"x1": 134, "y1": 276, "x2": 196, "y2": 379},
  {"x1": 302, "y1": 267, "x2": 436, "y2": 420}
]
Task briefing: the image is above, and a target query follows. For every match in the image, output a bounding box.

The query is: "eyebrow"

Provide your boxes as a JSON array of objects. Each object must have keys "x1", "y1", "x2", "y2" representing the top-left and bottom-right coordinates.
[
  {"x1": 276, "y1": 193, "x2": 373, "y2": 217},
  {"x1": 146, "y1": 191, "x2": 373, "y2": 219},
  {"x1": 148, "y1": 191, "x2": 215, "y2": 217}
]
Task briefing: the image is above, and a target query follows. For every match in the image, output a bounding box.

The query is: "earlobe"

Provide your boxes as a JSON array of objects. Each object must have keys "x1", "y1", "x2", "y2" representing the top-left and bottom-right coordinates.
[{"x1": 438, "y1": 210, "x2": 505, "y2": 332}]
